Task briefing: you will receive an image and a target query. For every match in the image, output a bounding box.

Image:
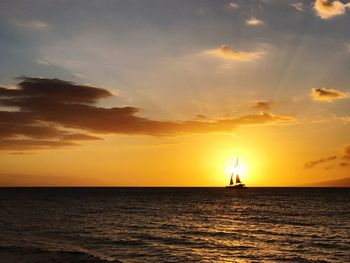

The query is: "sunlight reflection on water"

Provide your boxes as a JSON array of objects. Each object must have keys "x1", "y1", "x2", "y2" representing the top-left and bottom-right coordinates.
[{"x1": 0, "y1": 187, "x2": 349, "y2": 262}]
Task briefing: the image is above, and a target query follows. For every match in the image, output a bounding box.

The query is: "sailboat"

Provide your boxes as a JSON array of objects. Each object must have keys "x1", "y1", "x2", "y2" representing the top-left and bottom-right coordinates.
[{"x1": 226, "y1": 158, "x2": 247, "y2": 189}]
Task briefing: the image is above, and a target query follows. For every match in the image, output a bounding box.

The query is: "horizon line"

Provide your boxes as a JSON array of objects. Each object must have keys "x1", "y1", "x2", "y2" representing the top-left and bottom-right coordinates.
[{"x1": 0, "y1": 186, "x2": 349, "y2": 188}]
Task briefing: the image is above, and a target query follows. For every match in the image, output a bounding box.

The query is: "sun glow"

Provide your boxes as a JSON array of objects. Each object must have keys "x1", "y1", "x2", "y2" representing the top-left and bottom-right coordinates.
[{"x1": 225, "y1": 158, "x2": 248, "y2": 181}]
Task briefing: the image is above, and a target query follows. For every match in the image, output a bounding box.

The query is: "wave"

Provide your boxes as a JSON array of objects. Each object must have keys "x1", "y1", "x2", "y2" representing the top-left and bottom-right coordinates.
[{"x1": 0, "y1": 246, "x2": 122, "y2": 263}]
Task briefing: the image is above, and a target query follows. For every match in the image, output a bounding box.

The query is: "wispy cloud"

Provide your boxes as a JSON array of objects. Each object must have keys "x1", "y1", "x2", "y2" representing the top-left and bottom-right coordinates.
[
  {"x1": 245, "y1": 17, "x2": 264, "y2": 26},
  {"x1": 36, "y1": 59, "x2": 51, "y2": 65},
  {"x1": 16, "y1": 20, "x2": 49, "y2": 30},
  {"x1": 343, "y1": 145, "x2": 350, "y2": 160},
  {"x1": 311, "y1": 87, "x2": 350, "y2": 102},
  {"x1": 227, "y1": 1, "x2": 239, "y2": 9},
  {"x1": 206, "y1": 45, "x2": 264, "y2": 62},
  {"x1": 305, "y1": 156, "x2": 337, "y2": 169},
  {"x1": 314, "y1": 0, "x2": 350, "y2": 19},
  {"x1": 9, "y1": 152, "x2": 36, "y2": 155},
  {"x1": 345, "y1": 43, "x2": 350, "y2": 54},
  {"x1": 291, "y1": 2, "x2": 304, "y2": 12},
  {"x1": 340, "y1": 144, "x2": 350, "y2": 167},
  {"x1": 252, "y1": 101, "x2": 273, "y2": 111},
  {"x1": 340, "y1": 116, "x2": 350, "y2": 123},
  {"x1": 306, "y1": 145, "x2": 350, "y2": 169},
  {"x1": 0, "y1": 77, "x2": 295, "y2": 150}
]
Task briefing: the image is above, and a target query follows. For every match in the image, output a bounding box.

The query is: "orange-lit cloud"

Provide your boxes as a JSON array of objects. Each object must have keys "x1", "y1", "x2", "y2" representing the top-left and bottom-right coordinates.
[
  {"x1": 0, "y1": 77, "x2": 295, "y2": 150},
  {"x1": 340, "y1": 116, "x2": 350, "y2": 123},
  {"x1": 311, "y1": 87, "x2": 350, "y2": 102},
  {"x1": 246, "y1": 17, "x2": 263, "y2": 26},
  {"x1": 253, "y1": 101, "x2": 273, "y2": 111},
  {"x1": 314, "y1": 0, "x2": 350, "y2": 19},
  {"x1": 206, "y1": 45, "x2": 264, "y2": 62}
]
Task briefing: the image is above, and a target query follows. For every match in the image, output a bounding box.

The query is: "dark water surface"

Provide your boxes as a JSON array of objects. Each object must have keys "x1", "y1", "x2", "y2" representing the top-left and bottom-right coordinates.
[{"x1": 0, "y1": 187, "x2": 349, "y2": 262}]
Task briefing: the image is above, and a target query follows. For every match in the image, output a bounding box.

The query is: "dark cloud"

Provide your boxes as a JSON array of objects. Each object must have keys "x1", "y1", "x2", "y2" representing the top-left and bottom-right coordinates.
[
  {"x1": 343, "y1": 145, "x2": 350, "y2": 160},
  {"x1": 195, "y1": 114, "x2": 207, "y2": 120},
  {"x1": 341, "y1": 145, "x2": 350, "y2": 167},
  {"x1": 9, "y1": 152, "x2": 35, "y2": 155},
  {"x1": 0, "y1": 139, "x2": 77, "y2": 150},
  {"x1": 311, "y1": 87, "x2": 349, "y2": 102},
  {"x1": 253, "y1": 101, "x2": 273, "y2": 111},
  {"x1": 304, "y1": 156, "x2": 337, "y2": 169},
  {"x1": 0, "y1": 77, "x2": 111, "y2": 103},
  {"x1": 61, "y1": 133, "x2": 102, "y2": 141},
  {"x1": 0, "y1": 77, "x2": 295, "y2": 150}
]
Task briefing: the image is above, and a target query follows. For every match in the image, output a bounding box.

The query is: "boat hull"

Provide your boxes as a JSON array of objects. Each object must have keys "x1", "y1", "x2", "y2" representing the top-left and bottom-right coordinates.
[{"x1": 225, "y1": 184, "x2": 247, "y2": 189}]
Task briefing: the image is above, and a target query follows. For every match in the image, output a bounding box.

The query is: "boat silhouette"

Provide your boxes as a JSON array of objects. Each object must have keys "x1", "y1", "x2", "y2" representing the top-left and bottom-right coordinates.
[{"x1": 226, "y1": 158, "x2": 247, "y2": 189}]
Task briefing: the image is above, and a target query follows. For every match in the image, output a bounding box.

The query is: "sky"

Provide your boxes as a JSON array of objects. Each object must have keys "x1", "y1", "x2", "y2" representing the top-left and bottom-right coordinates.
[{"x1": 0, "y1": 0, "x2": 350, "y2": 186}]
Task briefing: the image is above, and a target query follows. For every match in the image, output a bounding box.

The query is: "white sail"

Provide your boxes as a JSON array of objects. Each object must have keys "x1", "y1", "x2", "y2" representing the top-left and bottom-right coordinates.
[{"x1": 226, "y1": 157, "x2": 246, "y2": 188}]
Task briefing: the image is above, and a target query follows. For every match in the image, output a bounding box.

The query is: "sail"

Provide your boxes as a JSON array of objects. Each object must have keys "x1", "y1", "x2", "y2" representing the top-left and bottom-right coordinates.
[
  {"x1": 236, "y1": 174, "x2": 241, "y2": 184},
  {"x1": 230, "y1": 174, "x2": 234, "y2": 185}
]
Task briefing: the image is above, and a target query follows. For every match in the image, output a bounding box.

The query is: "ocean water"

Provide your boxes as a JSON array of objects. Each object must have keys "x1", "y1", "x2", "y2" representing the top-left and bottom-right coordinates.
[{"x1": 0, "y1": 187, "x2": 349, "y2": 262}]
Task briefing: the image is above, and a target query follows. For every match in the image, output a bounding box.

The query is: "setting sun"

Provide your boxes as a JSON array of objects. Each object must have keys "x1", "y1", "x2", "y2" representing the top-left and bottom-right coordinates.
[{"x1": 225, "y1": 158, "x2": 248, "y2": 180}]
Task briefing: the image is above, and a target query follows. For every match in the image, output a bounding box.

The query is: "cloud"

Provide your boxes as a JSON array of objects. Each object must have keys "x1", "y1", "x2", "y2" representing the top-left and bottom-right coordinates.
[
  {"x1": 291, "y1": 2, "x2": 304, "y2": 11},
  {"x1": 314, "y1": 0, "x2": 350, "y2": 19},
  {"x1": 0, "y1": 77, "x2": 112, "y2": 103},
  {"x1": 343, "y1": 145, "x2": 350, "y2": 160},
  {"x1": 311, "y1": 87, "x2": 350, "y2": 102},
  {"x1": 346, "y1": 43, "x2": 350, "y2": 53},
  {"x1": 227, "y1": 2, "x2": 239, "y2": 9},
  {"x1": 206, "y1": 45, "x2": 264, "y2": 62},
  {"x1": 246, "y1": 17, "x2": 264, "y2": 26},
  {"x1": 0, "y1": 77, "x2": 295, "y2": 150},
  {"x1": 9, "y1": 152, "x2": 36, "y2": 155},
  {"x1": 306, "y1": 145, "x2": 350, "y2": 169},
  {"x1": 339, "y1": 144, "x2": 350, "y2": 167},
  {"x1": 0, "y1": 139, "x2": 77, "y2": 150},
  {"x1": 253, "y1": 101, "x2": 273, "y2": 111},
  {"x1": 305, "y1": 156, "x2": 337, "y2": 169},
  {"x1": 16, "y1": 20, "x2": 49, "y2": 30},
  {"x1": 340, "y1": 116, "x2": 350, "y2": 123}
]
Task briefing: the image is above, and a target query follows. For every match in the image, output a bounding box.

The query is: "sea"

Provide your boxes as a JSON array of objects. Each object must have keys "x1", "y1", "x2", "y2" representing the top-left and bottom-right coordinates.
[{"x1": 0, "y1": 187, "x2": 349, "y2": 263}]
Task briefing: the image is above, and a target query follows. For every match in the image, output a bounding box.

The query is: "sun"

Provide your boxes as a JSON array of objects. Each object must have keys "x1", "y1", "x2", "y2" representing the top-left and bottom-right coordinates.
[{"x1": 225, "y1": 158, "x2": 248, "y2": 180}]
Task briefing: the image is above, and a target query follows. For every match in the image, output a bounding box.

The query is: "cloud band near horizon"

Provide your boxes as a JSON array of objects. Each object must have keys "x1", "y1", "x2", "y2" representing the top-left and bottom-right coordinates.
[{"x1": 0, "y1": 77, "x2": 296, "y2": 150}]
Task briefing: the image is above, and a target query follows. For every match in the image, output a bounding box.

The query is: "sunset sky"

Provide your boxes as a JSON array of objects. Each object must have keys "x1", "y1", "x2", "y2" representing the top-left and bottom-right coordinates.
[{"x1": 1, "y1": 0, "x2": 349, "y2": 186}]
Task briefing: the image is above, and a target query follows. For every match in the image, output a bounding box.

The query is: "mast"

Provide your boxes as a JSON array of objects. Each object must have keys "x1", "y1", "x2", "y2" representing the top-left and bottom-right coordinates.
[{"x1": 234, "y1": 158, "x2": 241, "y2": 185}]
